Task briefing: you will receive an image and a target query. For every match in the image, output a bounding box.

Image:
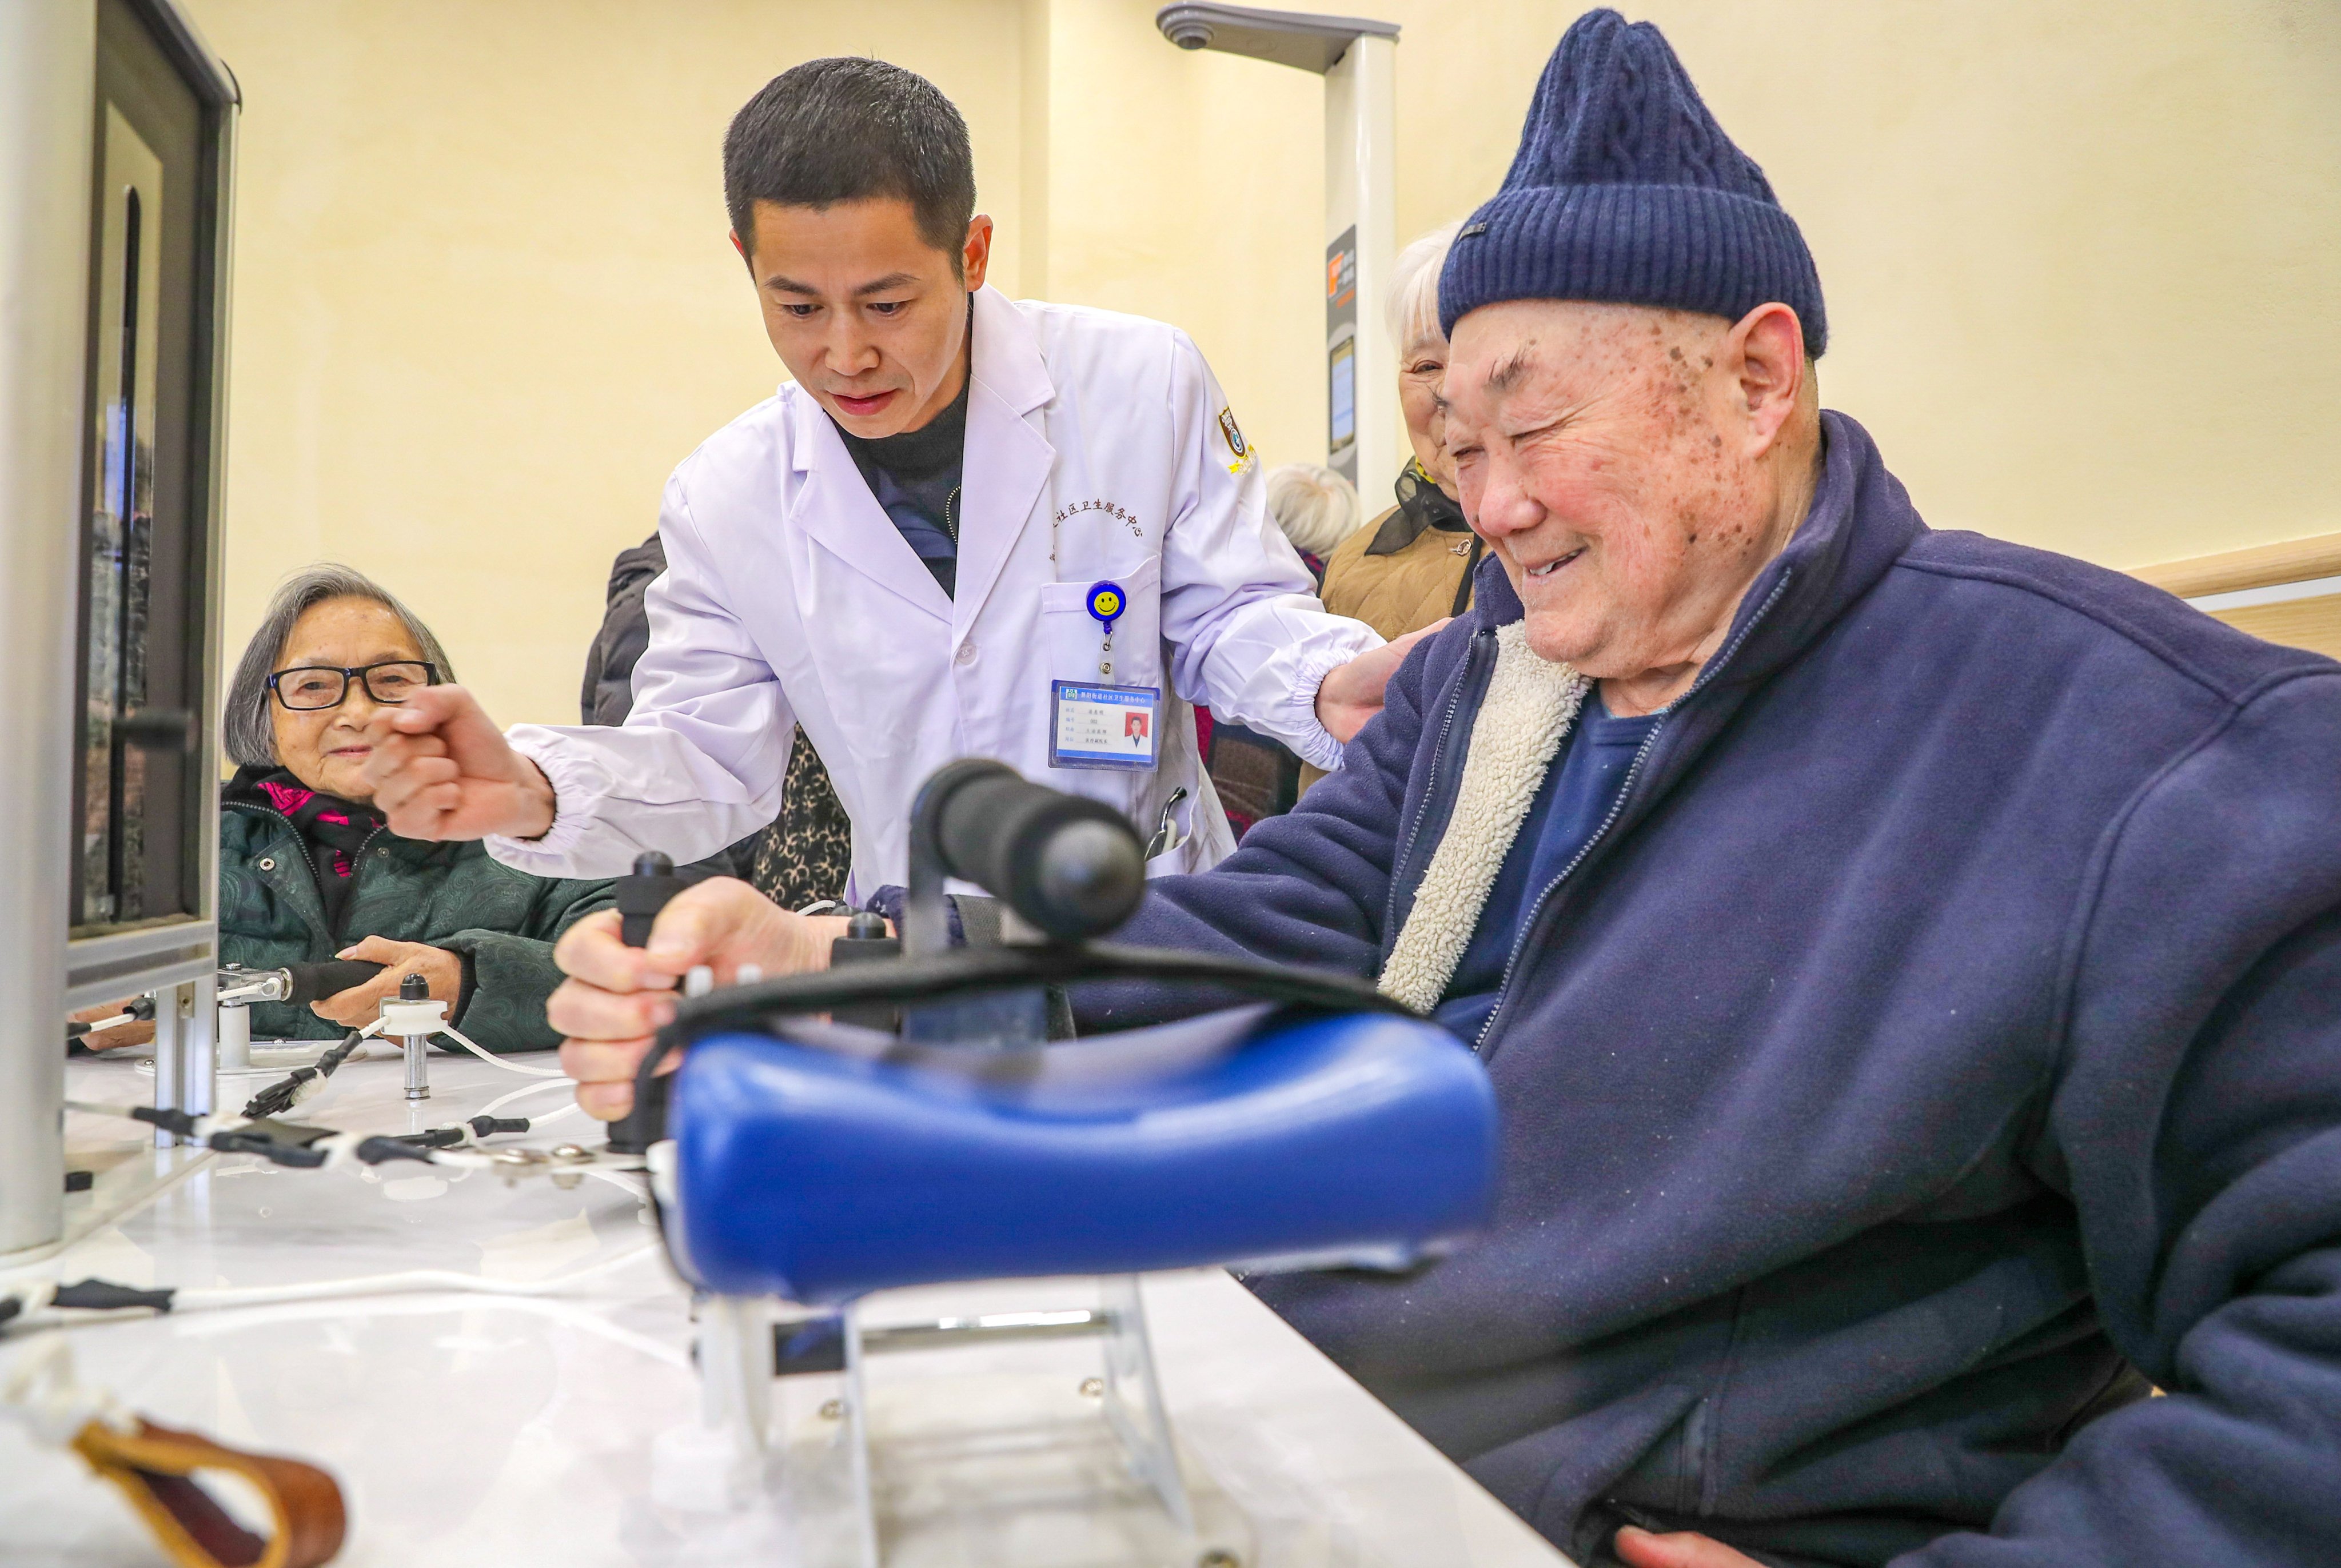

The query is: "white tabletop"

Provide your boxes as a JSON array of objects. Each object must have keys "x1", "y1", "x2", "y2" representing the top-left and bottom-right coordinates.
[{"x1": 2, "y1": 1048, "x2": 1569, "y2": 1567}]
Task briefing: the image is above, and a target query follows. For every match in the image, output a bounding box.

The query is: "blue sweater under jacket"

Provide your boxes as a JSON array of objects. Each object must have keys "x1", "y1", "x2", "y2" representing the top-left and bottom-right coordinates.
[{"x1": 1079, "y1": 412, "x2": 2341, "y2": 1567}]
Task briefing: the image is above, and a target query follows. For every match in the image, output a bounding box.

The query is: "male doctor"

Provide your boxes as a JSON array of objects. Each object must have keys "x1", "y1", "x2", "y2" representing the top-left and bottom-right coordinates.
[{"x1": 364, "y1": 57, "x2": 1414, "y2": 894}]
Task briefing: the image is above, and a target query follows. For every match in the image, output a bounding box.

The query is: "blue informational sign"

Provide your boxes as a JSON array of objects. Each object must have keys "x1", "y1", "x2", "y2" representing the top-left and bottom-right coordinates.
[
  {"x1": 1330, "y1": 339, "x2": 1357, "y2": 448},
  {"x1": 1326, "y1": 222, "x2": 1359, "y2": 485}
]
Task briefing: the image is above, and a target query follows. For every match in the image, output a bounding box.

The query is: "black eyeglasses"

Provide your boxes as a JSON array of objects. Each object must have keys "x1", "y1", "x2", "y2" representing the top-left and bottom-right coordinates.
[{"x1": 266, "y1": 661, "x2": 440, "y2": 712}]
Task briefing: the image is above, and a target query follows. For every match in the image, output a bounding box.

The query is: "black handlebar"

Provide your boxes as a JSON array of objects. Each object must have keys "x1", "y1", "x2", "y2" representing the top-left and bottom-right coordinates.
[
  {"x1": 607, "y1": 851, "x2": 688, "y2": 1155},
  {"x1": 910, "y1": 760, "x2": 1146, "y2": 944},
  {"x1": 282, "y1": 959, "x2": 388, "y2": 1006}
]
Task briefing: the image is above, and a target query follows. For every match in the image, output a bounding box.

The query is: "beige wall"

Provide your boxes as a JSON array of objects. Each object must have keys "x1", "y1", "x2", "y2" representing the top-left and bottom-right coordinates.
[
  {"x1": 1029, "y1": 1, "x2": 1328, "y2": 474},
  {"x1": 193, "y1": 0, "x2": 1028, "y2": 726},
  {"x1": 197, "y1": 0, "x2": 2341, "y2": 723},
  {"x1": 1068, "y1": 0, "x2": 2341, "y2": 569}
]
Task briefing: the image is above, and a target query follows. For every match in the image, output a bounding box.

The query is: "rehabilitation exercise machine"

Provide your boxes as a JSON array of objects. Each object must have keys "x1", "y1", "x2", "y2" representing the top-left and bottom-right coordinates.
[{"x1": 635, "y1": 760, "x2": 1499, "y2": 1565}]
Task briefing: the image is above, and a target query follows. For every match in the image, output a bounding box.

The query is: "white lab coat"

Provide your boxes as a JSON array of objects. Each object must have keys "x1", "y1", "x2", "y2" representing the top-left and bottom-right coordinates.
[{"x1": 490, "y1": 287, "x2": 1381, "y2": 895}]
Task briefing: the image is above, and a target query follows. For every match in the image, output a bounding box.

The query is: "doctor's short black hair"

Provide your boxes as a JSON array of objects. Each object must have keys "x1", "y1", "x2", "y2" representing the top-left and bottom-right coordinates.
[{"x1": 724, "y1": 58, "x2": 976, "y2": 273}]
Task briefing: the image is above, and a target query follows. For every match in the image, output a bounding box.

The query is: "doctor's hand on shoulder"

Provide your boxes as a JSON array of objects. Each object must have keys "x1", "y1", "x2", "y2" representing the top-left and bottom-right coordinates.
[
  {"x1": 358, "y1": 685, "x2": 556, "y2": 842},
  {"x1": 1315, "y1": 620, "x2": 1448, "y2": 743},
  {"x1": 545, "y1": 879, "x2": 856, "y2": 1120}
]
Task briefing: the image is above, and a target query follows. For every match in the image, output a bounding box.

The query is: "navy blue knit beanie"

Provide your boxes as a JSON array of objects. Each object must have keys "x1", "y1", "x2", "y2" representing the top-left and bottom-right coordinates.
[{"x1": 1438, "y1": 9, "x2": 1826, "y2": 355}]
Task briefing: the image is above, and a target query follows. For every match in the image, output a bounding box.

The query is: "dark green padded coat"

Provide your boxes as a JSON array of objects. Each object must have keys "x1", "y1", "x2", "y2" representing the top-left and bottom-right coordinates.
[{"x1": 218, "y1": 774, "x2": 615, "y2": 1051}]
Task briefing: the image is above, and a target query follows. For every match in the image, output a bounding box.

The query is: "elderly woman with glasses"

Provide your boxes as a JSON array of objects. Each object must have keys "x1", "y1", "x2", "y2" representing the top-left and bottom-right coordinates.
[{"x1": 206, "y1": 565, "x2": 615, "y2": 1047}]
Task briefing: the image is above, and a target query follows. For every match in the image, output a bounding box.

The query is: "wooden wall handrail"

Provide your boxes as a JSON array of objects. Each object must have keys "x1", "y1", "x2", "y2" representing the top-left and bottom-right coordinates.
[{"x1": 2129, "y1": 531, "x2": 2341, "y2": 600}]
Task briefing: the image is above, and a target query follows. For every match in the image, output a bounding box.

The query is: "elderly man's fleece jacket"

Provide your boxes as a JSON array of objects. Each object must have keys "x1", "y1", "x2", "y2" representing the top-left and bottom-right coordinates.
[{"x1": 1080, "y1": 410, "x2": 2341, "y2": 1567}]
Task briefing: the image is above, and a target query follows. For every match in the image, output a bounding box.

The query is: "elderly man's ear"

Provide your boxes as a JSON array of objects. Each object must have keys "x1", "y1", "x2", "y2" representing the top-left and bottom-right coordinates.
[{"x1": 1725, "y1": 301, "x2": 1813, "y2": 456}]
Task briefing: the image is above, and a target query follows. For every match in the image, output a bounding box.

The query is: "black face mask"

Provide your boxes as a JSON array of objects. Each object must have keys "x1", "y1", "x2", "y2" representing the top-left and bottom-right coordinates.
[
  {"x1": 1368, "y1": 458, "x2": 1483, "y2": 620},
  {"x1": 1366, "y1": 458, "x2": 1473, "y2": 558},
  {"x1": 1394, "y1": 458, "x2": 1469, "y2": 534}
]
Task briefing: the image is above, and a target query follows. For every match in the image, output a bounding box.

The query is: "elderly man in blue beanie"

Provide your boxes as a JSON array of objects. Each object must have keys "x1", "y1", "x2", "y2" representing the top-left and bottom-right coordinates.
[{"x1": 543, "y1": 10, "x2": 2341, "y2": 1567}]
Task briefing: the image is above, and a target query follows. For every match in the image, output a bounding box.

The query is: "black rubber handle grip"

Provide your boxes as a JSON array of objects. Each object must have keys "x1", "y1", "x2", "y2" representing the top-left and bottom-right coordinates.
[
  {"x1": 924, "y1": 766, "x2": 1145, "y2": 941},
  {"x1": 616, "y1": 850, "x2": 680, "y2": 947},
  {"x1": 829, "y1": 919, "x2": 903, "y2": 1033},
  {"x1": 282, "y1": 959, "x2": 388, "y2": 1006},
  {"x1": 608, "y1": 851, "x2": 684, "y2": 1155}
]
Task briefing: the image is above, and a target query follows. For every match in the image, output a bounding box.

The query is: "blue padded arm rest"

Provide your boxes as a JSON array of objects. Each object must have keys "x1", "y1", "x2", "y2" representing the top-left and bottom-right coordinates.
[{"x1": 665, "y1": 1004, "x2": 1499, "y2": 1304}]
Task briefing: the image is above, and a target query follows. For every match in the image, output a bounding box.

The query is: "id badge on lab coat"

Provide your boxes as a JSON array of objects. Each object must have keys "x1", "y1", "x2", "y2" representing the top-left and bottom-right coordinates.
[{"x1": 1049, "y1": 681, "x2": 1160, "y2": 771}]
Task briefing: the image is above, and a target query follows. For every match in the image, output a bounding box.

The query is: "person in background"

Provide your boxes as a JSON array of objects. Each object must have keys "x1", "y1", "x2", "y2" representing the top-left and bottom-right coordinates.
[
  {"x1": 203, "y1": 566, "x2": 611, "y2": 1047},
  {"x1": 1302, "y1": 222, "x2": 1475, "y2": 795},
  {"x1": 581, "y1": 532, "x2": 851, "y2": 910},
  {"x1": 1319, "y1": 221, "x2": 1477, "y2": 637},
  {"x1": 1262, "y1": 461, "x2": 1361, "y2": 587}
]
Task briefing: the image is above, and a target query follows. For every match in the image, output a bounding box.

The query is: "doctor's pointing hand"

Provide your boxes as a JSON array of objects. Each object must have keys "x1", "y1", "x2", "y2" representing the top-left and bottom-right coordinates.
[{"x1": 362, "y1": 57, "x2": 1421, "y2": 891}]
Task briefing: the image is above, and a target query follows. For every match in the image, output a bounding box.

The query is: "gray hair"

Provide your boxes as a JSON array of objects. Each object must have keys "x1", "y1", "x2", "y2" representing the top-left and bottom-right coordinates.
[
  {"x1": 1386, "y1": 220, "x2": 1463, "y2": 355},
  {"x1": 222, "y1": 564, "x2": 456, "y2": 768},
  {"x1": 1265, "y1": 462, "x2": 1361, "y2": 558}
]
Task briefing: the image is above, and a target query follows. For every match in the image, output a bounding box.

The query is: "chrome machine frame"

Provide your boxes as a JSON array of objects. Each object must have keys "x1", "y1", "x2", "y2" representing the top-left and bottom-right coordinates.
[{"x1": 0, "y1": 0, "x2": 238, "y2": 1262}]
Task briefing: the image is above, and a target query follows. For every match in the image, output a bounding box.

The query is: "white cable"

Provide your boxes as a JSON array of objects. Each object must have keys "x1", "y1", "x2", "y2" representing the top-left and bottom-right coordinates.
[
  {"x1": 0, "y1": 1338, "x2": 131, "y2": 1446},
  {"x1": 1, "y1": 1281, "x2": 58, "y2": 1325},
  {"x1": 429, "y1": 1022, "x2": 564, "y2": 1076},
  {"x1": 171, "y1": 1240, "x2": 659, "y2": 1312},
  {"x1": 309, "y1": 1131, "x2": 367, "y2": 1170},
  {"x1": 62, "y1": 1100, "x2": 225, "y2": 1140},
  {"x1": 428, "y1": 1147, "x2": 495, "y2": 1168},
  {"x1": 79, "y1": 1012, "x2": 143, "y2": 1035},
  {"x1": 474, "y1": 1076, "x2": 576, "y2": 1118},
  {"x1": 526, "y1": 1100, "x2": 581, "y2": 1128},
  {"x1": 580, "y1": 1165, "x2": 647, "y2": 1200},
  {"x1": 214, "y1": 983, "x2": 272, "y2": 1004}
]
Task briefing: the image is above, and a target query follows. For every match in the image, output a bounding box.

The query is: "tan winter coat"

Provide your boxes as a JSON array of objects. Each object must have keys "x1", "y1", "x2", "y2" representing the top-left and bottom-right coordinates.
[
  {"x1": 1321, "y1": 504, "x2": 1481, "y2": 643},
  {"x1": 1303, "y1": 500, "x2": 1483, "y2": 793}
]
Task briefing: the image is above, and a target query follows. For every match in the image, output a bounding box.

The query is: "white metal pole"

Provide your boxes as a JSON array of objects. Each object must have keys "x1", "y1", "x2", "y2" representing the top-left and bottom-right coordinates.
[
  {"x1": 1326, "y1": 34, "x2": 1399, "y2": 504},
  {"x1": 0, "y1": 0, "x2": 99, "y2": 1262}
]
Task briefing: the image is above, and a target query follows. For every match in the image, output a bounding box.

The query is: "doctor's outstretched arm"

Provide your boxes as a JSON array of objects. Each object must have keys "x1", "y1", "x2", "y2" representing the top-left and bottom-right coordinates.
[
  {"x1": 372, "y1": 472, "x2": 797, "y2": 879},
  {"x1": 364, "y1": 687, "x2": 559, "y2": 840}
]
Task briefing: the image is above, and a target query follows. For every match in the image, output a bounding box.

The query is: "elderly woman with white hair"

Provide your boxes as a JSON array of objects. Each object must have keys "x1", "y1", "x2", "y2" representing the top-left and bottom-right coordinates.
[
  {"x1": 198, "y1": 567, "x2": 613, "y2": 1048},
  {"x1": 1315, "y1": 221, "x2": 1479, "y2": 642},
  {"x1": 1262, "y1": 461, "x2": 1362, "y2": 585}
]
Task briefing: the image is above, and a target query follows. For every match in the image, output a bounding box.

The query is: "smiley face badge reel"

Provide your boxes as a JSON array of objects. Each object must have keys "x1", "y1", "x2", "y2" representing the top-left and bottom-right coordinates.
[{"x1": 1086, "y1": 581, "x2": 1125, "y2": 679}]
